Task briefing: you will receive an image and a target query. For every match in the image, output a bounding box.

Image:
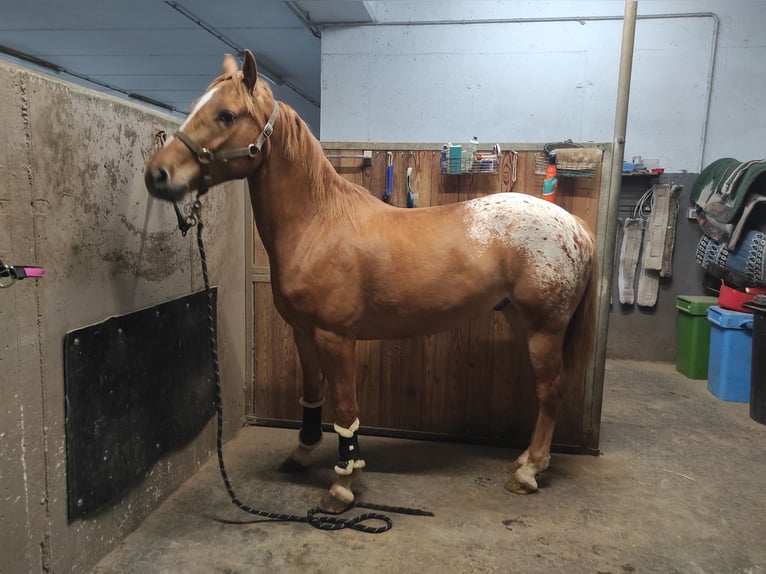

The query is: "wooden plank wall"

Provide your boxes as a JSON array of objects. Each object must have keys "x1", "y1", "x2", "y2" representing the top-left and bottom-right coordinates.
[{"x1": 252, "y1": 147, "x2": 602, "y2": 450}]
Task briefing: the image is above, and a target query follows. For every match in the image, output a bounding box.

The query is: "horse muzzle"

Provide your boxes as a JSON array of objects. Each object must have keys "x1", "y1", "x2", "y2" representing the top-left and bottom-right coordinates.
[{"x1": 145, "y1": 165, "x2": 189, "y2": 202}]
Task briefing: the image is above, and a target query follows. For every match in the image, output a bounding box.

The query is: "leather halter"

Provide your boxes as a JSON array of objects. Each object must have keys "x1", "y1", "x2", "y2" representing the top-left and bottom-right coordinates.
[{"x1": 174, "y1": 99, "x2": 280, "y2": 196}]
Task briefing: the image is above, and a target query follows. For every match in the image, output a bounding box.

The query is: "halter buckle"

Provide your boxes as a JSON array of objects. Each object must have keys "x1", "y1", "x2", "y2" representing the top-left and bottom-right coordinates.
[
  {"x1": 247, "y1": 144, "x2": 259, "y2": 157},
  {"x1": 197, "y1": 148, "x2": 214, "y2": 165}
]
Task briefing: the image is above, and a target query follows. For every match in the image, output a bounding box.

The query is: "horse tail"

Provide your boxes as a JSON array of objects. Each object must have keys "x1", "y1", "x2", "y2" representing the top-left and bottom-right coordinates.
[{"x1": 562, "y1": 247, "x2": 598, "y2": 391}]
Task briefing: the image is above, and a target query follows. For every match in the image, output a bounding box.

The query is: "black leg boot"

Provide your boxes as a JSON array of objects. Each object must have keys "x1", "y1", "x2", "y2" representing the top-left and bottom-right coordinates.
[{"x1": 333, "y1": 418, "x2": 366, "y2": 475}]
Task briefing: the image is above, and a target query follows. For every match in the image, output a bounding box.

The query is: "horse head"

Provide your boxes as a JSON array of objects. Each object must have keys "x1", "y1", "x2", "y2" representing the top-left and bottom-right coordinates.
[{"x1": 145, "y1": 50, "x2": 278, "y2": 202}]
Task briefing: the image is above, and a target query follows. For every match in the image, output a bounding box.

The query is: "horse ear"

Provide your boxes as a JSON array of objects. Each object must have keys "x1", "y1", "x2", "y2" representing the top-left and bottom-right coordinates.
[
  {"x1": 242, "y1": 49, "x2": 258, "y2": 93},
  {"x1": 222, "y1": 54, "x2": 238, "y2": 76}
]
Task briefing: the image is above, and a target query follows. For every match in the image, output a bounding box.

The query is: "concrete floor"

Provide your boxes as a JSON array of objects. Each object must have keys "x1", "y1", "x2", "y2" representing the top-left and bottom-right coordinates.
[{"x1": 92, "y1": 360, "x2": 766, "y2": 574}]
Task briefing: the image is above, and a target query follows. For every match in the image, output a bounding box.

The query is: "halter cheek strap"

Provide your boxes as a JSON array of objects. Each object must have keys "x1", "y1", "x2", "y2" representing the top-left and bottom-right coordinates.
[
  {"x1": 253, "y1": 100, "x2": 279, "y2": 152},
  {"x1": 174, "y1": 99, "x2": 280, "y2": 195}
]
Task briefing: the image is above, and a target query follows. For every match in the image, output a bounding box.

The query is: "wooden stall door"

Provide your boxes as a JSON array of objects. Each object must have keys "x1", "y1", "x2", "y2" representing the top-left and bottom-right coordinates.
[{"x1": 249, "y1": 146, "x2": 602, "y2": 452}]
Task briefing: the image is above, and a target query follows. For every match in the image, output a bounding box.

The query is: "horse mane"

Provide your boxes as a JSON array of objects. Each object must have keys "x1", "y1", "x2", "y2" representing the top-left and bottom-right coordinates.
[{"x1": 209, "y1": 71, "x2": 367, "y2": 224}]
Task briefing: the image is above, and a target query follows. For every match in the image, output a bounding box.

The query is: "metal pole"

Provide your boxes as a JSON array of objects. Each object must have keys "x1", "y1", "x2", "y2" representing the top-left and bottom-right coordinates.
[{"x1": 590, "y1": 0, "x2": 638, "y2": 448}]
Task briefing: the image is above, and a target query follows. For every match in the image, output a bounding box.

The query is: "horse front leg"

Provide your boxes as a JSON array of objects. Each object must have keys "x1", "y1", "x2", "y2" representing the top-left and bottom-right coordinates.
[
  {"x1": 279, "y1": 328, "x2": 326, "y2": 473},
  {"x1": 506, "y1": 330, "x2": 565, "y2": 494},
  {"x1": 313, "y1": 330, "x2": 363, "y2": 514}
]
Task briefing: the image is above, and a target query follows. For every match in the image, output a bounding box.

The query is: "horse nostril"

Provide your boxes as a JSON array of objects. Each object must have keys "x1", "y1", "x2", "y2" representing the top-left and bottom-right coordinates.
[{"x1": 156, "y1": 167, "x2": 169, "y2": 183}]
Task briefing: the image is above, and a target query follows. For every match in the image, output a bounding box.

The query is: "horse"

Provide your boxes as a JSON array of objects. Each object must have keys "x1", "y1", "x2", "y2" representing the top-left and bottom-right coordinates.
[{"x1": 145, "y1": 50, "x2": 597, "y2": 514}]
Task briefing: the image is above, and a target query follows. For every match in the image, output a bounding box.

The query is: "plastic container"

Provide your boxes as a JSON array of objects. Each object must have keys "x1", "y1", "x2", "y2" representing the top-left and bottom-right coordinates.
[
  {"x1": 743, "y1": 296, "x2": 766, "y2": 424},
  {"x1": 467, "y1": 136, "x2": 479, "y2": 159},
  {"x1": 706, "y1": 306, "x2": 753, "y2": 402},
  {"x1": 718, "y1": 280, "x2": 766, "y2": 312},
  {"x1": 542, "y1": 153, "x2": 558, "y2": 203},
  {"x1": 448, "y1": 145, "x2": 462, "y2": 174},
  {"x1": 675, "y1": 295, "x2": 719, "y2": 379},
  {"x1": 465, "y1": 137, "x2": 479, "y2": 171}
]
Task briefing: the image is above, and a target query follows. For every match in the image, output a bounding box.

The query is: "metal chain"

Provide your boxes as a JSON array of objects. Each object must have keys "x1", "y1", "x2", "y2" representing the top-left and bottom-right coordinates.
[{"x1": 193, "y1": 214, "x2": 433, "y2": 533}]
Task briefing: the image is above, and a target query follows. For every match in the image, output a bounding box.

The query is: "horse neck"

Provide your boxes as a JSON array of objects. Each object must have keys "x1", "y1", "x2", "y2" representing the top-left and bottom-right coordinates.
[{"x1": 246, "y1": 113, "x2": 335, "y2": 262}]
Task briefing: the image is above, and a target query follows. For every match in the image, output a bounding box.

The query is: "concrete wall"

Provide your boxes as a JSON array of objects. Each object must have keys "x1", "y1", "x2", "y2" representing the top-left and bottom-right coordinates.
[
  {"x1": 0, "y1": 61, "x2": 247, "y2": 574},
  {"x1": 321, "y1": 1, "x2": 766, "y2": 173}
]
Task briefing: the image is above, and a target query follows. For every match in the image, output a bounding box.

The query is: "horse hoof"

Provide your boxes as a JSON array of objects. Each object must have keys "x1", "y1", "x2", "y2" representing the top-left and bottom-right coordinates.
[
  {"x1": 318, "y1": 483, "x2": 355, "y2": 514},
  {"x1": 277, "y1": 456, "x2": 308, "y2": 474},
  {"x1": 504, "y1": 475, "x2": 538, "y2": 495},
  {"x1": 318, "y1": 492, "x2": 354, "y2": 515}
]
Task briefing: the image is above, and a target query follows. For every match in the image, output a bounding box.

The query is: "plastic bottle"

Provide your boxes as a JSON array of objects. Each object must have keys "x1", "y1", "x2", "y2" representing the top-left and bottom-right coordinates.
[
  {"x1": 468, "y1": 136, "x2": 479, "y2": 164},
  {"x1": 542, "y1": 152, "x2": 558, "y2": 203},
  {"x1": 468, "y1": 136, "x2": 479, "y2": 156}
]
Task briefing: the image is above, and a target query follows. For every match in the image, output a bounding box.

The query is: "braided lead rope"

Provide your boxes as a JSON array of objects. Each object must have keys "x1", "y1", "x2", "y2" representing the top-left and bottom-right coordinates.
[{"x1": 195, "y1": 217, "x2": 434, "y2": 533}]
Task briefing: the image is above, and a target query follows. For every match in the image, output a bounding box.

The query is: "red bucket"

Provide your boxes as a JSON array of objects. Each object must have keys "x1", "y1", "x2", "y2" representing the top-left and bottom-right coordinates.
[{"x1": 719, "y1": 280, "x2": 766, "y2": 312}]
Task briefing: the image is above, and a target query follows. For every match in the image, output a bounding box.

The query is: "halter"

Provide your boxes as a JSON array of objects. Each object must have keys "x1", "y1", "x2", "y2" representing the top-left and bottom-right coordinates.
[{"x1": 174, "y1": 99, "x2": 280, "y2": 197}]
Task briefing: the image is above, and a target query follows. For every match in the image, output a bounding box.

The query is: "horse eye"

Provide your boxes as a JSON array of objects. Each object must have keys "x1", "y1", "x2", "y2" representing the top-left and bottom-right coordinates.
[{"x1": 217, "y1": 110, "x2": 236, "y2": 125}]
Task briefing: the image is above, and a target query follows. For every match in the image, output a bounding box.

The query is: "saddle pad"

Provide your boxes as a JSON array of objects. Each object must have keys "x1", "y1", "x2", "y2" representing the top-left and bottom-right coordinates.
[
  {"x1": 692, "y1": 158, "x2": 766, "y2": 246},
  {"x1": 696, "y1": 231, "x2": 766, "y2": 286}
]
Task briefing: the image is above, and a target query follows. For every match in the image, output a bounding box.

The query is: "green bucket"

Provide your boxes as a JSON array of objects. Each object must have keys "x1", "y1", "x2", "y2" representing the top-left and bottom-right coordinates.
[{"x1": 676, "y1": 295, "x2": 719, "y2": 379}]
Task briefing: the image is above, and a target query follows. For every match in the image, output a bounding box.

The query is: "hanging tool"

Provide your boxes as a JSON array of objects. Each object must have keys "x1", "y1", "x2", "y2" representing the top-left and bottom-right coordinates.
[
  {"x1": 406, "y1": 166, "x2": 417, "y2": 208},
  {"x1": 507, "y1": 148, "x2": 518, "y2": 193},
  {"x1": 383, "y1": 152, "x2": 393, "y2": 204},
  {"x1": 405, "y1": 152, "x2": 418, "y2": 208}
]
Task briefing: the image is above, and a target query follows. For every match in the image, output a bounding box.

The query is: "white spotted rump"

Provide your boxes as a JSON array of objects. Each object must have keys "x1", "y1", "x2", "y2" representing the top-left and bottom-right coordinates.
[{"x1": 463, "y1": 193, "x2": 593, "y2": 296}]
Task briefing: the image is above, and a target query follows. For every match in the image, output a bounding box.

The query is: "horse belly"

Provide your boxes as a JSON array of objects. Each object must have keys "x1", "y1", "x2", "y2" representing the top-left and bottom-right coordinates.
[
  {"x1": 354, "y1": 267, "x2": 507, "y2": 339},
  {"x1": 355, "y1": 301, "x2": 496, "y2": 339}
]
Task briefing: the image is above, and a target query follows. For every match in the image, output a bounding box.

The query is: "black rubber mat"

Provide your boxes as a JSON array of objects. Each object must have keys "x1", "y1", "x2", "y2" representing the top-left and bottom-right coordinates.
[{"x1": 63, "y1": 289, "x2": 216, "y2": 520}]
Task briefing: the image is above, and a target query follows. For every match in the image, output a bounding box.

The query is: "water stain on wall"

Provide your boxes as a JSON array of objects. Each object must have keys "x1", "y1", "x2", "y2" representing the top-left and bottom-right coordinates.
[
  {"x1": 103, "y1": 214, "x2": 183, "y2": 281},
  {"x1": 35, "y1": 91, "x2": 186, "y2": 282}
]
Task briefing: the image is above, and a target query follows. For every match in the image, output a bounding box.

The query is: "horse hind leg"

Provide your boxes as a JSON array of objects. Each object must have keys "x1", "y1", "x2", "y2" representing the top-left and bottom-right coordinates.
[
  {"x1": 278, "y1": 328, "x2": 326, "y2": 473},
  {"x1": 506, "y1": 329, "x2": 566, "y2": 494}
]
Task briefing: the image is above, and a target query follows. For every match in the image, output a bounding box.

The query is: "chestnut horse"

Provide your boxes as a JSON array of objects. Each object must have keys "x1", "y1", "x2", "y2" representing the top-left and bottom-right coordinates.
[{"x1": 145, "y1": 51, "x2": 597, "y2": 514}]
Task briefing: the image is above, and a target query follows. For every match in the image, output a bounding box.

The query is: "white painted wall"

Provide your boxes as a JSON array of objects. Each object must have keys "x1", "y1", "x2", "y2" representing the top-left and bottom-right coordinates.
[{"x1": 320, "y1": 1, "x2": 766, "y2": 173}]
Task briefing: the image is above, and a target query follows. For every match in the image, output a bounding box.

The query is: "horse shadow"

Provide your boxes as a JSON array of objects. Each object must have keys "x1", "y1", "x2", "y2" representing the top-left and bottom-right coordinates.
[{"x1": 247, "y1": 433, "x2": 522, "y2": 492}]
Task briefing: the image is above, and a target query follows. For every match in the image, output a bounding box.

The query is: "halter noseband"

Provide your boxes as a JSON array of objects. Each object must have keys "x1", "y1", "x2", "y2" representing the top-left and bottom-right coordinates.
[{"x1": 174, "y1": 99, "x2": 280, "y2": 196}]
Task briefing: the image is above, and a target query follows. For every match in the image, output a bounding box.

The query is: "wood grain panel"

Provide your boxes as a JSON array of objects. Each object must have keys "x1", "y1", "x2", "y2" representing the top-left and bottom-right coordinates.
[
  {"x1": 250, "y1": 146, "x2": 604, "y2": 449},
  {"x1": 464, "y1": 314, "x2": 495, "y2": 436},
  {"x1": 253, "y1": 283, "x2": 302, "y2": 420},
  {"x1": 253, "y1": 215, "x2": 268, "y2": 267}
]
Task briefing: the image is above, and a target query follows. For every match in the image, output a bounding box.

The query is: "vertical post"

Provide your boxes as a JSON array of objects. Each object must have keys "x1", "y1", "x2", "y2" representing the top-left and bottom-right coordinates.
[{"x1": 590, "y1": 0, "x2": 639, "y2": 448}]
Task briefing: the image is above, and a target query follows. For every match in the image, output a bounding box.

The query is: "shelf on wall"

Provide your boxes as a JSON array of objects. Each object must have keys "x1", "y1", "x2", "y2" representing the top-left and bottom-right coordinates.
[{"x1": 622, "y1": 171, "x2": 663, "y2": 177}]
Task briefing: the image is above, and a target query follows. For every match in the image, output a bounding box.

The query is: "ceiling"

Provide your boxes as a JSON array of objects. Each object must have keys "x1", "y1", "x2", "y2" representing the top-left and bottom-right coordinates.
[{"x1": 0, "y1": 1, "x2": 375, "y2": 122}]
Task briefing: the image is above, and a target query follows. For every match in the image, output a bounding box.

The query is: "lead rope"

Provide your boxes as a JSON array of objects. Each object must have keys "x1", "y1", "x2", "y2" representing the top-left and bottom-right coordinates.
[{"x1": 190, "y1": 204, "x2": 433, "y2": 533}]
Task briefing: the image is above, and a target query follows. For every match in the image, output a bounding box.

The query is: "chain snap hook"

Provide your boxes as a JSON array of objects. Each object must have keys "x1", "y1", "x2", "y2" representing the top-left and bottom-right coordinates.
[
  {"x1": 191, "y1": 198, "x2": 203, "y2": 223},
  {"x1": 0, "y1": 264, "x2": 15, "y2": 288}
]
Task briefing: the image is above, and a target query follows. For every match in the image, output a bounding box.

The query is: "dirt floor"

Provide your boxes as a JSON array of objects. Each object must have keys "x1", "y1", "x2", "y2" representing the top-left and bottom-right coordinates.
[{"x1": 92, "y1": 359, "x2": 766, "y2": 574}]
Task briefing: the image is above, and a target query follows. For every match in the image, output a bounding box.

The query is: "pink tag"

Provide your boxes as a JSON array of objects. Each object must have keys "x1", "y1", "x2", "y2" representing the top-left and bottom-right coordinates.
[{"x1": 24, "y1": 267, "x2": 45, "y2": 277}]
